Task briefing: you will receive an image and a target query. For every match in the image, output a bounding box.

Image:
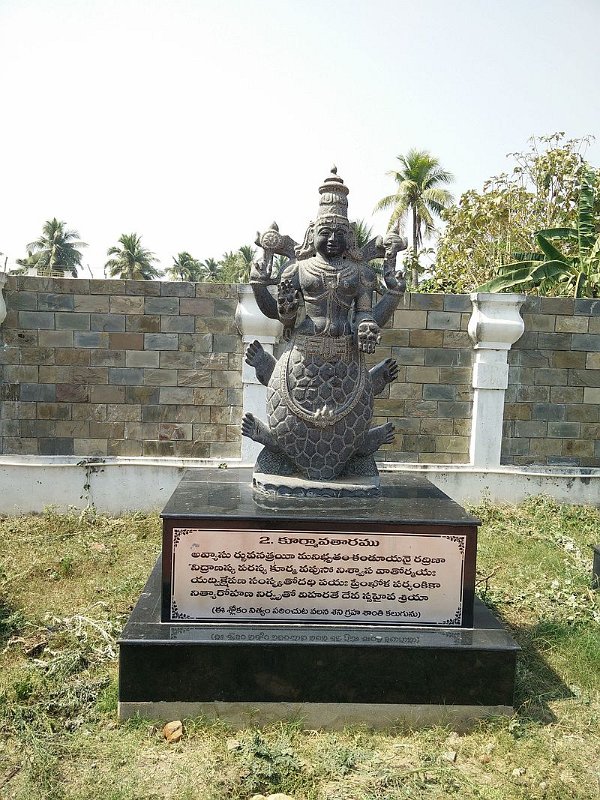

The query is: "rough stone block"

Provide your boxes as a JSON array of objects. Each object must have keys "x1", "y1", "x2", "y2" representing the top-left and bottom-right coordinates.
[
  {"x1": 126, "y1": 350, "x2": 160, "y2": 368},
  {"x1": 125, "y1": 279, "x2": 161, "y2": 296},
  {"x1": 210, "y1": 370, "x2": 240, "y2": 388},
  {"x1": 158, "y1": 351, "x2": 194, "y2": 369},
  {"x1": 91, "y1": 350, "x2": 126, "y2": 368},
  {"x1": 73, "y1": 294, "x2": 110, "y2": 313},
  {"x1": 4, "y1": 365, "x2": 38, "y2": 382},
  {"x1": 533, "y1": 368, "x2": 568, "y2": 386},
  {"x1": 126, "y1": 386, "x2": 160, "y2": 404},
  {"x1": 89, "y1": 422, "x2": 125, "y2": 439},
  {"x1": 426, "y1": 311, "x2": 461, "y2": 330},
  {"x1": 72, "y1": 403, "x2": 107, "y2": 421},
  {"x1": 388, "y1": 382, "x2": 422, "y2": 400},
  {"x1": 180, "y1": 298, "x2": 215, "y2": 316},
  {"x1": 192, "y1": 423, "x2": 228, "y2": 442},
  {"x1": 424, "y1": 348, "x2": 461, "y2": 366},
  {"x1": 90, "y1": 279, "x2": 125, "y2": 294},
  {"x1": 587, "y1": 352, "x2": 600, "y2": 369},
  {"x1": 18, "y1": 311, "x2": 55, "y2": 329},
  {"x1": 74, "y1": 331, "x2": 109, "y2": 349},
  {"x1": 37, "y1": 293, "x2": 75, "y2": 311},
  {"x1": 110, "y1": 333, "x2": 144, "y2": 350},
  {"x1": 159, "y1": 316, "x2": 194, "y2": 334},
  {"x1": 442, "y1": 295, "x2": 471, "y2": 312},
  {"x1": 177, "y1": 369, "x2": 212, "y2": 387},
  {"x1": 408, "y1": 330, "x2": 444, "y2": 347},
  {"x1": 569, "y1": 369, "x2": 600, "y2": 387},
  {"x1": 551, "y1": 351, "x2": 586, "y2": 369},
  {"x1": 110, "y1": 296, "x2": 145, "y2": 314},
  {"x1": 144, "y1": 297, "x2": 180, "y2": 315},
  {"x1": 574, "y1": 298, "x2": 600, "y2": 315},
  {"x1": 423, "y1": 384, "x2": 455, "y2": 401},
  {"x1": 107, "y1": 440, "x2": 143, "y2": 456},
  {"x1": 158, "y1": 423, "x2": 193, "y2": 441},
  {"x1": 37, "y1": 403, "x2": 71, "y2": 420},
  {"x1": 36, "y1": 330, "x2": 73, "y2": 349},
  {"x1": 8, "y1": 291, "x2": 38, "y2": 311},
  {"x1": 109, "y1": 367, "x2": 144, "y2": 385},
  {"x1": 547, "y1": 421, "x2": 581, "y2": 438},
  {"x1": 537, "y1": 332, "x2": 572, "y2": 351},
  {"x1": 583, "y1": 387, "x2": 600, "y2": 405},
  {"x1": 105, "y1": 403, "x2": 142, "y2": 422},
  {"x1": 19, "y1": 383, "x2": 55, "y2": 402},
  {"x1": 54, "y1": 312, "x2": 90, "y2": 331},
  {"x1": 420, "y1": 418, "x2": 453, "y2": 435},
  {"x1": 504, "y1": 403, "x2": 532, "y2": 421},
  {"x1": 90, "y1": 385, "x2": 125, "y2": 403},
  {"x1": 159, "y1": 387, "x2": 195, "y2": 405},
  {"x1": 531, "y1": 403, "x2": 565, "y2": 421},
  {"x1": 550, "y1": 386, "x2": 584, "y2": 403},
  {"x1": 38, "y1": 437, "x2": 73, "y2": 455},
  {"x1": 126, "y1": 314, "x2": 161, "y2": 333},
  {"x1": 91, "y1": 313, "x2": 126, "y2": 332},
  {"x1": 56, "y1": 384, "x2": 89, "y2": 403},
  {"x1": 438, "y1": 367, "x2": 472, "y2": 385},
  {"x1": 389, "y1": 347, "x2": 424, "y2": 366},
  {"x1": 565, "y1": 404, "x2": 599, "y2": 423},
  {"x1": 161, "y1": 281, "x2": 196, "y2": 297},
  {"x1": 514, "y1": 420, "x2": 547, "y2": 437},
  {"x1": 74, "y1": 439, "x2": 108, "y2": 456},
  {"x1": 144, "y1": 368, "x2": 178, "y2": 386},
  {"x1": 143, "y1": 333, "x2": 179, "y2": 351},
  {"x1": 212, "y1": 334, "x2": 239, "y2": 353},
  {"x1": 442, "y1": 331, "x2": 471, "y2": 348},
  {"x1": 191, "y1": 388, "x2": 228, "y2": 406},
  {"x1": 408, "y1": 294, "x2": 444, "y2": 310},
  {"x1": 392, "y1": 309, "x2": 427, "y2": 329},
  {"x1": 555, "y1": 315, "x2": 589, "y2": 334},
  {"x1": 73, "y1": 366, "x2": 109, "y2": 385},
  {"x1": 55, "y1": 348, "x2": 90, "y2": 366},
  {"x1": 571, "y1": 334, "x2": 600, "y2": 352},
  {"x1": 402, "y1": 399, "x2": 439, "y2": 417},
  {"x1": 406, "y1": 366, "x2": 439, "y2": 384},
  {"x1": 210, "y1": 406, "x2": 243, "y2": 425}
]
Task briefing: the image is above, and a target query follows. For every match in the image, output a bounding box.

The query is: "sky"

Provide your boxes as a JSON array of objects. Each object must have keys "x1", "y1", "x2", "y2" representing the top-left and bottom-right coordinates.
[{"x1": 1, "y1": 0, "x2": 599, "y2": 278}]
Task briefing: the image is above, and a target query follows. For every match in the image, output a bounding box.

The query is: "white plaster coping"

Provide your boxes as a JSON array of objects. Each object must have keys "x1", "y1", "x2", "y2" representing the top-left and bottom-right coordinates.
[
  {"x1": 468, "y1": 292, "x2": 526, "y2": 469},
  {"x1": 235, "y1": 284, "x2": 283, "y2": 461},
  {"x1": 0, "y1": 456, "x2": 597, "y2": 514},
  {"x1": 0, "y1": 272, "x2": 7, "y2": 326},
  {"x1": 468, "y1": 292, "x2": 526, "y2": 350}
]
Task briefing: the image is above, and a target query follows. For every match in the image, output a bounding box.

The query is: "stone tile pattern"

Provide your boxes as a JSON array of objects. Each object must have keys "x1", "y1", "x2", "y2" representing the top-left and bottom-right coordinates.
[
  {"x1": 2, "y1": 280, "x2": 598, "y2": 467},
  {"x1": 371, "y1": 293, "x2": 474, "y2": 465},
  {"x1": 503, "y1": 296, "x2": 600, "y2": 467},
  {"x1": 0, "y1": 277, "x2": 242, "y2": 458}
]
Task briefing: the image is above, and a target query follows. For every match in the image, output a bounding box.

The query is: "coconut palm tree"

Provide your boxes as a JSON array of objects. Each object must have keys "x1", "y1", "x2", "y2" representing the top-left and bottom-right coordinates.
[
  {"x1": 199, "y1": 258, "x2": 221, "y2": 282},
  {"x1": 105, "y1": 233, "x2": 162, "y2": 280},
  {"x1": 375, "y1": 149, "x2": 454, "y2": 287},
  {"x1": 165, "y1": 251, "x2": 202, "y2": 282},
  {"x1": 351, "y1": 219, "x2": 374, "y2": 249},
  {"x1": 22, "y1": 218, "x2": 87, "y2": 277}
]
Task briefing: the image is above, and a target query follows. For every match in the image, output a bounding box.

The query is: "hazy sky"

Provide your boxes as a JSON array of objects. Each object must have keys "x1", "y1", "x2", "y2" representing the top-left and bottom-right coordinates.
[{"x1": 2, "y1": 0, "x2": 599, "y2": 278}]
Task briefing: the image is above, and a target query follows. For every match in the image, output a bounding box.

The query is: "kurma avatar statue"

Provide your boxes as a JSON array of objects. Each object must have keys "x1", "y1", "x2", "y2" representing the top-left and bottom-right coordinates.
[{"x1": 243, "y1": 168, "x2": 407, "y2": 496}]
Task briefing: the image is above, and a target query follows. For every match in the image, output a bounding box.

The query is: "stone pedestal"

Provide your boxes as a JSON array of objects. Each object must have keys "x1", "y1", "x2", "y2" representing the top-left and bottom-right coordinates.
[{"x1": 118, "y1": 469, "x2": 519, "y2": 727}]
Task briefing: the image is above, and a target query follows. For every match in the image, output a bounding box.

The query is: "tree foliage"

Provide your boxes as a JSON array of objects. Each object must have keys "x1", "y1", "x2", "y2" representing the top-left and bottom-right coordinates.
[
  {"x1": 165, "y1": 251, "x2": 203, "y2": 282},
  {"x1": 479, "y1": 166, "x2": 600, "y2": 297},
  {"x1": 434, "y1": 133, "x2": 598, "y2": 293},
  {"x1": 105, "y1": 233, "x2": 161, "y2": 280},
  {"x1": 17, "y1": 218, "x2": 87, "y2": 277},
  {"x1": 375, "y1": 149, "x2": 453, "y2": 288}
]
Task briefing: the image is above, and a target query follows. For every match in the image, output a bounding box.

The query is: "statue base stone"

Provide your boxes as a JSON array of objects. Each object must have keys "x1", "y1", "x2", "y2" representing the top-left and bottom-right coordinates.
[{"x1": 118, "y1": 468, "x2": 519, "y2": 728}]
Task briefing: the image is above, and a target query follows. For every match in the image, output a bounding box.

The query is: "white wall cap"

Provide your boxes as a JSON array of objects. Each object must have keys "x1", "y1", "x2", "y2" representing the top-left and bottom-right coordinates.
[
  {"x1": 468, "y1": 292, "x2": 526, "y2": 350},
  {"x1": 235, "y1": 284, "x2": 282, "y2": 340}
]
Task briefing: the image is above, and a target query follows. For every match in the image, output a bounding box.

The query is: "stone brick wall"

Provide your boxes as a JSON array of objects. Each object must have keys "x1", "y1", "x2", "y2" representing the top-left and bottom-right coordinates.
[
  {"x1": 503, "y1": 297, "x2": 600, "y2": 467},
  {"x1": 0, "y1": 276, "x2": 242, "y2": 458},
  {"x1": 371, "y1": 293, "x2": 473, "y2": 464},
  {"x1": 1, "y1": 278, "x2": 599, "y2": 467}
]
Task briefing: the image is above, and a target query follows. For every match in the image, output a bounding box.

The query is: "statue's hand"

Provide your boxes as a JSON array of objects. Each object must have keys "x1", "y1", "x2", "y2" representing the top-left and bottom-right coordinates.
[
  {"x1": 357, "y1": 319, "x2": 381, "y2": 354},
  {"x1": 383, "y1": 231, "x2": 407, "y2": 260},
  {"x1": 277, "y1": 278, "x2": 299, "y2": 320},
  {"x1": 250, "y1": 257, "x2": 277, "y2": 285}
]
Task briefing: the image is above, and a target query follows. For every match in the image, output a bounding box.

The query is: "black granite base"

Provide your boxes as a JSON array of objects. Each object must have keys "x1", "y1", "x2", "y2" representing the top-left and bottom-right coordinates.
[{"x1": 119, "y1": 557, "x2": 519, "y2": 724}]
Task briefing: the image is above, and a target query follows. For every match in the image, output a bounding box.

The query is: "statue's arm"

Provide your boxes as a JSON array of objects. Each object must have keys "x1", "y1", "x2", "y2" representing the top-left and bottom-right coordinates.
[
  {"x1": 250, "y1": 280, "x2": 279, "y2": 320},
  {"x1": 372, "y1": 229, "x2": 407, "y2": 327}
]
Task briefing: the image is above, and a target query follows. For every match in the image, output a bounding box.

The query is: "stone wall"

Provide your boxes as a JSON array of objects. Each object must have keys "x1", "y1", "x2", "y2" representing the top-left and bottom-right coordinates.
[
  {"x1": 503, "y1": 296, "x2": 600, "y2": 467},
  {"x1": 1, "y1": 277, "x2": 599, "y2": 467},
  {"x1": 371, "y1": 293, "x2": 473, "y2": 464},
  {"x1": 0, "y1": 276, "x2": 242, "y2": 458}
]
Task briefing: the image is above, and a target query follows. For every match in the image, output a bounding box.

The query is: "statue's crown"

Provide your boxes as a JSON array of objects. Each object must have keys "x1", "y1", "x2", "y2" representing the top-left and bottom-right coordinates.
[{"x1": 316, "y1": 166, "x2": 349, "y2": 226}]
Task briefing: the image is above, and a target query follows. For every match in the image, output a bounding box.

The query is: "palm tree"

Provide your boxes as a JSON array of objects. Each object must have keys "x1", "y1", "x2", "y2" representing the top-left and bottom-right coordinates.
[
  {"x1": 199, "y1": 258, "x2": 221, "y2": 282},
  {"x1": 375, "y1": 149, "x2": 454, "y2": 287},
  {"x1": 105, "y1": 233, "x2": 162, "y2": 280},
  {"x1": 23, "y1": 218, "x2": 87, "y2": 277},
  {"x1": 237, "y1": 245, "x2": 256, "y2": 283},
  {"x1": 351, "y1": 219, "x2": 374, "y2": 249},
  {"x1": 165, "y1": 251, "x2": 202, "y2": 282}
]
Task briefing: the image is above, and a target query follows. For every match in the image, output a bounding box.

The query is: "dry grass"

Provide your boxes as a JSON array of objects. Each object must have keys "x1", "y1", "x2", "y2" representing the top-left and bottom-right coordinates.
[{"x1": 0, "y1": 498, "x2": 599, "y2": 799}]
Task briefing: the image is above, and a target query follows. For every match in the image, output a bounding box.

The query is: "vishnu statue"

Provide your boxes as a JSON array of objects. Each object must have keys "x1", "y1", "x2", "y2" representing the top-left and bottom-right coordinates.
[{"x1": 242, "y1": 167, "x2": 407, "y2": 496}]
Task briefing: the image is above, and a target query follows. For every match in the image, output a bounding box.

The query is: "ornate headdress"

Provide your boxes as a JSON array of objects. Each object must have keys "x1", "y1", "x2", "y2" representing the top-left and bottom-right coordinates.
[{"x1": 315, "y1": 166, "x2": 350, "y2": 227}]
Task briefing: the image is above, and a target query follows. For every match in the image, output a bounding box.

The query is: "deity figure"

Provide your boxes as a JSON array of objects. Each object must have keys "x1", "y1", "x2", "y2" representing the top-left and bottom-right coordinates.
[{"x1": 243, "y1": 168, "x2": 407, "y2": 496}]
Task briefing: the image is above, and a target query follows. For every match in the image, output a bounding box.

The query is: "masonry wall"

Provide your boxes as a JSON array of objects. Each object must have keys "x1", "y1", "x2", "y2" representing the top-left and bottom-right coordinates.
[
  {"x1": 0, "y1": 276, "x2": 242, "y2": 458},
  {"x1": 1, "y1": 278, "x2": 599, "y2": 467},
  {"x1": 503, "y1": 296, "x2": 600, "y2": 467}
]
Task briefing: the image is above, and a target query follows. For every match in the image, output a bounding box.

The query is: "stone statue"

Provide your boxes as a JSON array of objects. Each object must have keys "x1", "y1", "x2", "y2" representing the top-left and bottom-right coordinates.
[{"x1": 243, "y1": 168, "x2": 407, "y2": 496}]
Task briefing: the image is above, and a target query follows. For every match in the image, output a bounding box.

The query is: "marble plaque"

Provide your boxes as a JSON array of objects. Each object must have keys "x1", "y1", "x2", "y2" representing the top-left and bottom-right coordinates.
[{"x1": 169, "y1": 528, "x2": 466, "y2": 626}]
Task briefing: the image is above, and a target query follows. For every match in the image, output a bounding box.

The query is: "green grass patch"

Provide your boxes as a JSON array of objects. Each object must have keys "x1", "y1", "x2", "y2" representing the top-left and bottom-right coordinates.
[{"x1": 0, "y1": 498, "x2": 598, "y2": 799}]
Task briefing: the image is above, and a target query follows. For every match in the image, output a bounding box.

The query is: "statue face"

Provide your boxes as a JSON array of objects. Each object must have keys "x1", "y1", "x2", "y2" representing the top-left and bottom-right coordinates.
[{"x1": 314, "y1": 223, "x2": 347, "y2": 259}]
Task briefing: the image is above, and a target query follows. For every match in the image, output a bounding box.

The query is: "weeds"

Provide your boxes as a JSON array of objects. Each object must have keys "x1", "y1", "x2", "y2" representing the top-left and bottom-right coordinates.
[{"x1": 0, "y1": 500, "x2": 598, "y2": 799}]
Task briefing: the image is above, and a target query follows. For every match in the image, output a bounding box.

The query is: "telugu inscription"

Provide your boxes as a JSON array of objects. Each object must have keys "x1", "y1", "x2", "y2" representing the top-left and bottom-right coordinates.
[{"x1": 170, "y1": 529, "x2": 466, "y2": 625}]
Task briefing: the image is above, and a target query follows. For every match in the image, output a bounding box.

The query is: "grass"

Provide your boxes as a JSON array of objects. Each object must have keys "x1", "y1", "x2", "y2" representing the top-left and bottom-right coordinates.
[{"x1": 0, "y1": 497, "x2": 598, "y2": 799}]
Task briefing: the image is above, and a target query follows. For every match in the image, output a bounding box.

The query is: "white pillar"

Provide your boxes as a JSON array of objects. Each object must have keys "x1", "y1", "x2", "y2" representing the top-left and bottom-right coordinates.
[
  {"x1": 0, "y1": 273, "x2": 7, "y2": 327},
  {"x1": 468, "y1": 292, "x2": 526, "y2": 468},
  {"x1": 235, "y1": 285, "x2": 282, "y2": 463}
]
